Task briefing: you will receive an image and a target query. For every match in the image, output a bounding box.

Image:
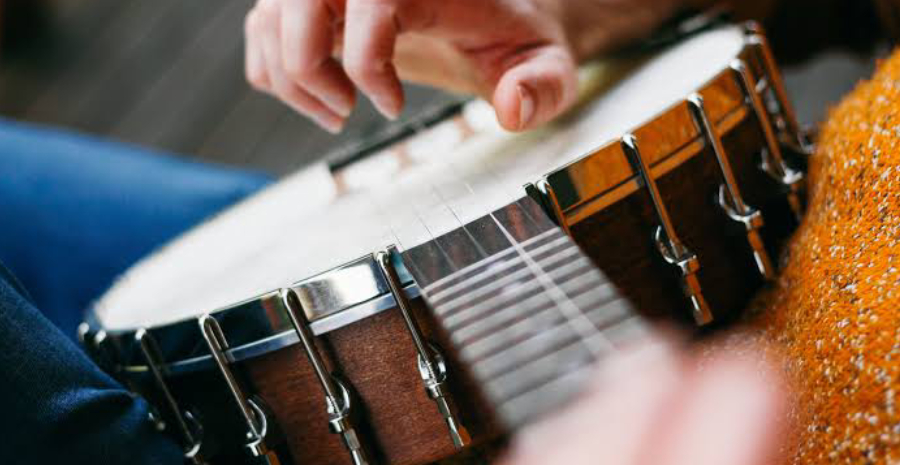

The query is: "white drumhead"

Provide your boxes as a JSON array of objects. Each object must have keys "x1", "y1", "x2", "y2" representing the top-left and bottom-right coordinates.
[{"x1": 96, "y1": 26, "x2": 745, "y2": 330}]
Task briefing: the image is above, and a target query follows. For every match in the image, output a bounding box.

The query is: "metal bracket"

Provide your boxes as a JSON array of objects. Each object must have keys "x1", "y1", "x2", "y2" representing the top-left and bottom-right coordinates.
[
  {"x1": 744, "y1": 24, "x2": 815, "y2": 159},
  {"x1": 621, "y1": 134, "x2": 713, "y2": 325},
  {"x1": 280, "y1": 289, "x2": 370, "y2": 465},
  {"x1": 198, "y1": 315, "x2": 281, "y2": 464},
  {"x1": 533, "y1": 179, "x2": 573, "y2": 237},
  {"x1": 730, "y1": 59, "x2": 805, "y2": 222},
  {"x1": 687, "y1": 94, "x2": 776, "y2": 281},
  {"x1": 376, "y1": 248, "x2": 470, "y2": 449},
  {"x1": 135, "y1": 328, "x2": 206, "y2": 464}
]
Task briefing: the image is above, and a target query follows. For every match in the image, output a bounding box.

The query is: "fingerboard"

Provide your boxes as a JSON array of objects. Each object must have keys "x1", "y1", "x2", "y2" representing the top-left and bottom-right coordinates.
[{"x1": 402, "y1": 197, "x2": 651, "y2": 428}]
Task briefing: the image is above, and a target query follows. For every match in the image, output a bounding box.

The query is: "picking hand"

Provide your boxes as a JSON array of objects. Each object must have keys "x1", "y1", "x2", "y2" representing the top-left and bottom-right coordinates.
[{"x1": 243, "y1": 0, "x2": 689, "y2": 133}]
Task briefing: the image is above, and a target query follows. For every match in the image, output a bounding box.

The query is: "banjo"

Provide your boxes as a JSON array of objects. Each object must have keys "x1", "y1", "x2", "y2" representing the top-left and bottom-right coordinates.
[{"x1": 79, "y1": 23, "x2": 809, "y2": 464}]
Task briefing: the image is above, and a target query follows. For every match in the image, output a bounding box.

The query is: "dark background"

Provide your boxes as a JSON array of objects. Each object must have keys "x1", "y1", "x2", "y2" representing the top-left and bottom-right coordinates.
[{"x1": 0, "y1": 0, "x2": 882, "y2": 176}]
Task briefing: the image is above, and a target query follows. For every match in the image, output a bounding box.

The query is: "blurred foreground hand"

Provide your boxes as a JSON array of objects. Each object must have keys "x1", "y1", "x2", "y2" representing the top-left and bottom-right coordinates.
[
  {"x1": 501, "y1": 338, "x2": 784, "y2": 465},
  {"x1": 243, "y1": 0, "x2": 698, "y2": 133}
]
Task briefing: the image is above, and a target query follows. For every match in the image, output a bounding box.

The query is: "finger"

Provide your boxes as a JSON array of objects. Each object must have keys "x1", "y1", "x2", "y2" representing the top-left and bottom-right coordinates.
[
  {"x1": 244, "y1": 7, "x2": 270, "y2": 91},
  {"x1": 504, "y1": 338, "x2": 687, "y2": 465},
  {"x1": 281, "y1": 0, "x2": 355, "y2": 117},
  {"x1": 491, "y1": 44, "x2": 578, "y2": 131},
  {"x1": 343, "y1": 0, "x2": 404, "y2": 119},
  {"x1": 258, "y1": 2, "x2": 345, "y2": 133},
  {"x1": 649, "y1": 356, "x2": 783, "y2": 465}
]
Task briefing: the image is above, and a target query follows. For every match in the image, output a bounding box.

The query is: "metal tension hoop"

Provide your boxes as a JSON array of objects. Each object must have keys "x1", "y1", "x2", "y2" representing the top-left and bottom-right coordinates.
[
  {"x1": 534, "y1": 179, "x2": 573, "y2": 237},
  {"x1": 199, "y1": 315, "x2": 281, "y2": 465},
  {"x1": 376, "y1": 247, "x2": 470, "y2": 449},
  {"x1": 730, "y1": 59, "x2": 805, "y2": 221},
  {"x1": 687, "y1": 94, "x2": 776, "y2": 281},
  {"x1": 621, "y1": 134, "x2": 713, "y2": 325},
  {"x1": 745, "y1": 25, "x2": 814, "y2": 158},
  {"x1": 280, "y1": 289, "x2": 370, "y2": 465},
  {"x1": 136, "y1": 328, "x2": 206, "y2": 464}
]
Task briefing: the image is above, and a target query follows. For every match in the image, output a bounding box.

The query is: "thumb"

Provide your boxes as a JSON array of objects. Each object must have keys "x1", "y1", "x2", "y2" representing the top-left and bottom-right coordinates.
[{"x1": 491, "y1": 44, "x2": 578, "y2": 132}]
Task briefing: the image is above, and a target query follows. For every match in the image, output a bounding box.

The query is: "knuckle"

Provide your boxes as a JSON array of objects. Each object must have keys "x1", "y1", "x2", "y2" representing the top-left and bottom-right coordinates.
[{"x1": 282, "y1": 58, "x2": 311, "y2": 81}]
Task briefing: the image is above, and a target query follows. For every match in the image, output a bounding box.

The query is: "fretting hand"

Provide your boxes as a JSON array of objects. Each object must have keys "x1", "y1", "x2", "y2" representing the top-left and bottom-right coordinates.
[
  {"x1": 243, "y1": 0, "x2": 699, "y2": 133},
  {"x1": 501, "y1": 338, "x2": 784, "y2": 465}
]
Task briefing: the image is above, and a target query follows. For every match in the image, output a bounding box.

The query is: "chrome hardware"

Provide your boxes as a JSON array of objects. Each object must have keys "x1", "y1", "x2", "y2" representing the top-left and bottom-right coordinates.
[
  {"x1": 716, "y1": 186, "x2": 774, "y2": 278},
  {"x1": 376, "y1": 248, "x2": 470, "y2": 449},
  {"x1": 198, "y1": 315, "x2": 281, "y2": 464},
  {"x1": 744, "y1": 25, "x2": 813, "y2": 157},
  {"x1": 621, "y1": 134, "x2": 712, "y2": 325},
  {"x1": 78, "y1": 325, "x2": 115, "y2": 373},
  {"x1": 281, "y1": 289, "x2": 370, "y2": 465},
  {"x1": 136, "y1": 328, "x2": 206, "y2": 464},
  {"x1": 535, "y1": 179, "x2": 573, "y2": 237},
  {"x1": 730, "y1": 59, "x2": 805, "y2": 221},
  {"x1": 687, "y1": 94, "x2": 776, "y2": 281}
]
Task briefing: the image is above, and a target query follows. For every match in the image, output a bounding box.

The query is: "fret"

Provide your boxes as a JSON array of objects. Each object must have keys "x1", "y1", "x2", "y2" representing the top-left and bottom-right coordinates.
[
  {"x1": 426, "y1": 248, "x2": 520, "y2": 298},
  {"x1": 402, "y1": 197, "x2": 652, "y2": 430},
  {"x1": 483, "y1": 340, "x2": 600, "y2": 402},
  {"x1": 460, "y1": 285, "x2": 629, "y2": 363},
  {"x1": 426, "y1": 228, "x2": 564, "y2": 297},
  {"x1": 428, "y1": 238, "x2": 578, "y2": 308},
  {"x1": 451, "y1": 289, "x2": 556, "y2": 345},
  {"x1": 497, "y1": 364, "x2": 596, "y2": 426},
  {"x1": 439, "y1": 255, "x2": 594, "y2": 325},
  {"x1": 472, "y1": 322, "x2": 585, "y2": 380},
  {"x1": 441, "y1": 258, "x2": 599, "y2": 331},
  {"x1": 527, "y1": 237, "x2": 579, "y2": 263}
]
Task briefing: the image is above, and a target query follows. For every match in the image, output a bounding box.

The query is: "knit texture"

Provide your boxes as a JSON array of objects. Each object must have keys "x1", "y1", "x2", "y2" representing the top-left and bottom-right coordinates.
[{"x1": 740, "y1": 51, "x2": 900, "y2": 463}]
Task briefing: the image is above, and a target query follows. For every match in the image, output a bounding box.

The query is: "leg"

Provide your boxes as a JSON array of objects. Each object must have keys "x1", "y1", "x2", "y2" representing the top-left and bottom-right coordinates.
[
  {"x1": 0, "y1": 118, "x2": 272, "y2": 338},
  {"x1": 0, "y1": 260, "x2": 183, "y2": 464}
]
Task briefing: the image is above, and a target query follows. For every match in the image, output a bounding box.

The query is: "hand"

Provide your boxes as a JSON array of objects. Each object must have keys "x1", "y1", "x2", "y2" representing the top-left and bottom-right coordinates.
[
  {"x1": 501, "y1": 338, "x2": 784, "y2": 465},
  {"x1": 243, "y1": 0, "x2": 694, "y2": 133}
]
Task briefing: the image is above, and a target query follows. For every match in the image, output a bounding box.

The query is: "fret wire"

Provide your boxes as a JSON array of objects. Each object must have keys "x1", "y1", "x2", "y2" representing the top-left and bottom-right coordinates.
[
  {"x1": 429, "y1": 240, "x2": 576, "y2": 305},
  {"x1": 425, "y1": 248, "x2": 520, "y2": 297},
  {"x1": 484, "y1": 338, "x2": 597, "y2": 402},
  {"x1": 496, "y1": 362, "x2": 596, "y2": 426},
  {"x1": 431, "y1": 185, "x2": 489, "y2": 260},
  {"x1": 471, "y1": 283, "x2": 622, "y2": 357},
  {"x1": 444, "y1": 282, "x2": 548, "y2": 333},
  {"x1": 454, "y1": 274, "x2": 620, "y2": 351},
  {"x1": 462, "y1": 286, "x2": 627, "y2": 363},
  {"x1": 439, "y1": 256, "x2": 594, "y2": 323},
  {"x1": 451, "y1": 288, "x2": 556, "y2": 346},
  {"x1": 474, "y1": 330, "x2": 585, "y2": 380},
  {"x1": 435, "y1": 264, "x2": 533, "y2": 313},
  {"x1": 487, "y1": 212, "x2": 613, "y2": 359},
  {"x1": 434, "y1": 248, "x2": 585, "y2": 310},
  {"x1": 425, "y1": 229, "x2": 562, "y2": 295},
  {"x1": 405, "y1": 143, "x2": 619, "y2": 385}
]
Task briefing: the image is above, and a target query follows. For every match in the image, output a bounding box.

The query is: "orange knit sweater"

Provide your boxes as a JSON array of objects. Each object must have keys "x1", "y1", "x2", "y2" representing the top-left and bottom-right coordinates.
[{"x1": 740, "y1": 50, "x2": 900, "y2": 463}]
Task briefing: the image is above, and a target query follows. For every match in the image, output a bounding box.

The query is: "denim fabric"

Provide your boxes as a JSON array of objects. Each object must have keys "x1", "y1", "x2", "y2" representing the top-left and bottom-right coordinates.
[
  {"x1": 0, "y1": 119, "x2": 272, "y2": 464},
  {"x1": 0, "y1": 118, "x2": 271, "y2": 338}
]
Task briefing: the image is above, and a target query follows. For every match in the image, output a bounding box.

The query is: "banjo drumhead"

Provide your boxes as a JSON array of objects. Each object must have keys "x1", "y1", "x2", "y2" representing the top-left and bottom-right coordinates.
[{"x1": 95, "y1": 26, "x2": 746, "y2": 331}]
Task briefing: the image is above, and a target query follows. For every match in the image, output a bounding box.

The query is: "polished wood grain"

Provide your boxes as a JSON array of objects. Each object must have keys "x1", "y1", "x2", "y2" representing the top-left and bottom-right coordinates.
[{"x1": 571, "y1": 116, "x2": 796, "y2": 326}]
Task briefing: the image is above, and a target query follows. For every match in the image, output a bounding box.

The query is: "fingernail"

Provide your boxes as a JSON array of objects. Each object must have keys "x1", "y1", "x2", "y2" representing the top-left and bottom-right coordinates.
[
  {"x1": 324, "y1": 94, "x2": 353, "y2": 118},
  {"x1": 373, "y1": 95, "x2": 401, "y2": 121},
  {"x1": 315, "y1": 114, "x2": 344, "y2": 134},
  {"x1": 517, "y1": 85, "x2": 535, "y2": 130}
]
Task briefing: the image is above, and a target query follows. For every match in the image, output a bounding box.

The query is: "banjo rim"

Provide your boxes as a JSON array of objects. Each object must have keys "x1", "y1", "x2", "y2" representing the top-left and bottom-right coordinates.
[{"x1": 81, "y1": 23, "x2": 782, "y2": 375}]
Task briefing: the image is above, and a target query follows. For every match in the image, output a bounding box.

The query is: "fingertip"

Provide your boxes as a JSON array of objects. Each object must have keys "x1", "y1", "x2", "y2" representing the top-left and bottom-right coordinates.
[
  {"x1": 491, "y1": 45, "x2": 578, "y2": 132},
  {"x1": 373, "y1": 93, "x2": 403, "y2": 120},
  {"x1": 369, "y1": 72, "x2": 404, "y2": 120}
]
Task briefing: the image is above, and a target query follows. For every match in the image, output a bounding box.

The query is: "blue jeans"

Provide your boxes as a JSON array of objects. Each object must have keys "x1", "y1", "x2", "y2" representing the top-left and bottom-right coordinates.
[{"x1": 0, "y1": 119, "x2": 271, "y2": 464}]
